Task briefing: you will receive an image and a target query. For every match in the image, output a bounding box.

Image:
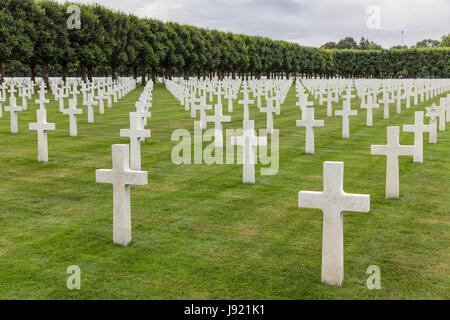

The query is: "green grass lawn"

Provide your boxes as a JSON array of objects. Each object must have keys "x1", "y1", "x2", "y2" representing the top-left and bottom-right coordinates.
[{"x1": 0, "y1": 82, "x2": 448, "y2": 299}]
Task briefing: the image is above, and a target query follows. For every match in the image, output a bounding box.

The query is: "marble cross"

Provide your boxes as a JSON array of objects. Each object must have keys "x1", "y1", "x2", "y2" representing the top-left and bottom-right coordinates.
[
  {"x1": 296, "y1": 107, "x2": 324, "y2": 154},
  {"x1": 135, "y1": 101, "x2": 152, "y2": 127},
  {"x1": 86, "y1": 93, "x2": 98, "y2": 124},
  {"x1": 206, "y1": 100, "x2": 231, "y2": 148},
  {"x1": 197, "y1": 99, "x2": 213, "y2": 130},
  {"x1": 96, "y1": 144, "x2": 148, "y2": 246},
  {"x1": 35, "y1": 88, "x2": 49, "y2": 110},
  {"x1": 371, "y1": 126, "x2": 414, "y2": 199},
  {"x1": 360, "y1": 95, "x2": 379, "y2": 126},
  {"x1": 260, "y1": 97, "x2": 277, "y2": 134},
  {"x1": 394, "y1": 88, "x2": 403, "y2": 114},
  {"x1": 298, "y1": 161, "x2": 370, "y2": 286},
  {"x1": 335, "y1": 101, "x2": 357, "y2": 138},
  {"x1": 120, "y1": 112, "x2": 151, "y2": 170},
  {"x1": 225, "y1": 88, "x2": 234, "y2": 113},
  {"x1": 425, "y1": 104, "x2": 440, "y2": 143},
  {"x1": 322, "y1": 91, "x2": 335, "y2": 117},
  {"x1": 0, "y1": 90, "x2": 5, "y2": 118},
  {"x1": 341, "y1": 88, "x2": 355, "y2": 104},
  {"x1": 437, "y1": 98, "x2": 447, "y2": 131},
  {"x1": 20, "y1": 88, "x2": 29, "y2": 111},
  {"x1": 296, "y1": 92, "x2": 313, "y2": 117},
  {"x1": 4, "y1": 95, "x2": 22, "y2": 133},
  {"x1": 63, "y1": 98, "x2": 82, "y2": 137},
  {"x1": 238, "y1": 87, "x2": 254, "y2": 121},
  {"x1": 28, "y1": 108, "x2": 56, "y2": 162},
  {"x1": 98, "y1": 89, "x2": 106, "y2": 114},
  {"x1": 379, "y1": 91, "x2": 393, "y2": 120},
  {"x1": 403, "y1": 111, "x2": 434, "y2": 163},
  {"x1": 446, "y1": 94, "x2": 450, "y2": 122},
  {"x1": 231, "y1": 120, "x2": 267, "y2": 184}
]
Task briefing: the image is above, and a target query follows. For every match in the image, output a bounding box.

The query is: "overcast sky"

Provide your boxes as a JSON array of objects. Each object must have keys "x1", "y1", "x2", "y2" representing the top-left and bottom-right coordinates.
[{"x1": 56, "y1": 0, "x2": 449, "y2": 48}]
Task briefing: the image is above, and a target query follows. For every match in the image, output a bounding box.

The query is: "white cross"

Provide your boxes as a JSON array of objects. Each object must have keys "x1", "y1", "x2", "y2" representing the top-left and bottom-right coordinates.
[
  {"x1": 296, "y1": 107, "x2": 324, "y2": 154},
  {"x1": 4, "y1": 96, "x2": 22, "y2": 133},
  {"x1": 403, "y1": 111, "x2": 434, "y2": 163},
  {"x1": 437, "y1": 98, "x2": 447, "y2": 131},
  {"x1": 62, "y1": 98, "x2": 82, "y2": 136},
  {"x1": 86, "y1": 93, "x2": 98, "y2": 124},
  {"x1": 190, "y1": 97, "x2": 202, "y2": 118},
  {"x1": 296, "y1": 92, "x2": 313, "y2": 116},
  {"x1": 231, "y1": 120, "x2": 267, "y2": 184},
  {"x1": 58, "y1": 87, "x2": 67, "y2": 112},
  {"x1": 371, "y1": 126, "x2": 414, "y2": 199},
  {"x1": 298, "y1": 161, "x2": 370, "y2": 287},
  {"x1": 394, "y1": 88, "x2": 403, "y2": 114},
  {"x1": 322, "y1": 91, "x2": 335, "y2": 117},
  {"x1": 342, "y1": 88, "x2": 355, "y2": 104},
  {"x1": 72, "y1": 83, "x2": 79, "y2": 99},
  {"x1": 120, "y1": 112, "x2": 151, "y2": 170},
  {"x1": 197, "y1": 98, "x2": 213, "y2": 130},
  {"x1": 225, "y1": 87, "x2": 234, "y2": 113},
  {"x1": 425, "y1": 103, "x2": 440, "y2": 143},
  {"x1": 360, "y1": 95, "x2": 379, "y2": 127},
  {"x1": 0, "y1": 90, "x2": 4, "y2": 118},
  {"x1": 206, "y1": 100, "x2": 231, "y2": 147},
  {"x1": 20, "y1": 88, "x2": 29, "y2": 111},
  {"x1": 238, "y1": 87, "x2": 254, "y2": 121},
  {"x1": 96, "y1": 144, "x2": 148, "y2": 246},
  {"x1": 260, "y1": 97, "x2": 278, "y2": 134},
  {"x1": 97, "y1": 89, "x2": 106, "y2": 114},
  {"x1": 28, "y1": 108, "x2": 56, "y2": 162},
  {"x1": 379, "y1": 91, "x2": 393, "y2": 120},
  {"x1": 335, "y1": 101, "x2": 357, "y2": 138},
  {"x1": 135, "y1": 101, "x2": 152, "y2": 127},
  {"x1": 445, "y1": 94, "x2": 450, "y2": 122},
  {"x1": 35, "y1": 89, "x2": 50, "y2": 110},
  {"x1": 8, "y1": 85, "x2": 16, "y2": 96}
]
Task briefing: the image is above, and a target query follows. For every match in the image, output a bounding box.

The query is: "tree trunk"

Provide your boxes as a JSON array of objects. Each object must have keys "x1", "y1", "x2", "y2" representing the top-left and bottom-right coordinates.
[
  {"x1": 0, "y1": 62, "x2": 3, "y2": 84},
  {"x1": 141, "y1": 63, "x2": 147, "y2": 87},
  {"x1": 30, "y1": 64, "x2": 36, "y2": 83},
  {"x1": 43, "y1": 63, "x2": 50, "y2": 88},
  {"x1": 112, "y1": 65, "x2": 119, "y2": 81},
  {"x1": 88, "y1": 67, "x2": 93, "y2": 82},
  {"x1": 62, "y1": 64, "x2": 68, "y2": 84},
  {"x1": 81, "y1": 65, "x2": 87, "y2": 82},
  {"x1": 133, "y1": 67, "x2": 138, "y2": 80}
]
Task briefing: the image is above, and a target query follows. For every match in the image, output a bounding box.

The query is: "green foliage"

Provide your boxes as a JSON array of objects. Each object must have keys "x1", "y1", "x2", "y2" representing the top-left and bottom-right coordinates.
[
  {"x1": 415, "y1": 39, "x2": 440, "y2": 48},
  {"x1": 0, "y1": 83, "x2": 449, "y2": 299},
  {"x1": 440, "y1": 34, "x2": 450, "y2": 47},
  {"x1": 1, "y1": 0, "x2": 449, "y2": 81}
]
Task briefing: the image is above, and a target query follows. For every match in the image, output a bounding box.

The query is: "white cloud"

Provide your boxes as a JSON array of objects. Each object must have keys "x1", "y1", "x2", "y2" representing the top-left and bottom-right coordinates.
[{"x1": 55, "y1": 0, "x2": 450, "y2": 48}]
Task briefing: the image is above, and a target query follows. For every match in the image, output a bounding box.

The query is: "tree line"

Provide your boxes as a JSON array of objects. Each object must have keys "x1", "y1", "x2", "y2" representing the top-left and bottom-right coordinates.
[{"x1": 1, "y1": 0, "x2": 449, "y2": 87}]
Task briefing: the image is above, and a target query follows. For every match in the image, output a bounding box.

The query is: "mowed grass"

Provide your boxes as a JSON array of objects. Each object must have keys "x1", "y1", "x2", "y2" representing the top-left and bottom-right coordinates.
[{"x1": 0, "y1": 81, "x2": 448, "y2": 300}]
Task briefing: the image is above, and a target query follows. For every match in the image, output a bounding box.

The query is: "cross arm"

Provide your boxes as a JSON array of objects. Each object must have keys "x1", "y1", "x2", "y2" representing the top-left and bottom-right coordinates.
[
  {"x1": 96, "y1": 169, "x2": 113, "y2": 184},
  {"x1": 124, "y1": 170, "x2": 148, "y2": 186},
  {"x1": 399, "y1": 145, "x2": 415, "y2": 156},
  {"x1": 341, "y1": 192, "x2": 370, "y2": 213},
  {"x1": 298, "y1": 191, "x2": 325, "y2": 210},
  {"x1": 371, "y1": 145, "x2": 387, "y2": 156},
  {"x1": 402, "y1": 124, "x2": 416, "y2": 133}
]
